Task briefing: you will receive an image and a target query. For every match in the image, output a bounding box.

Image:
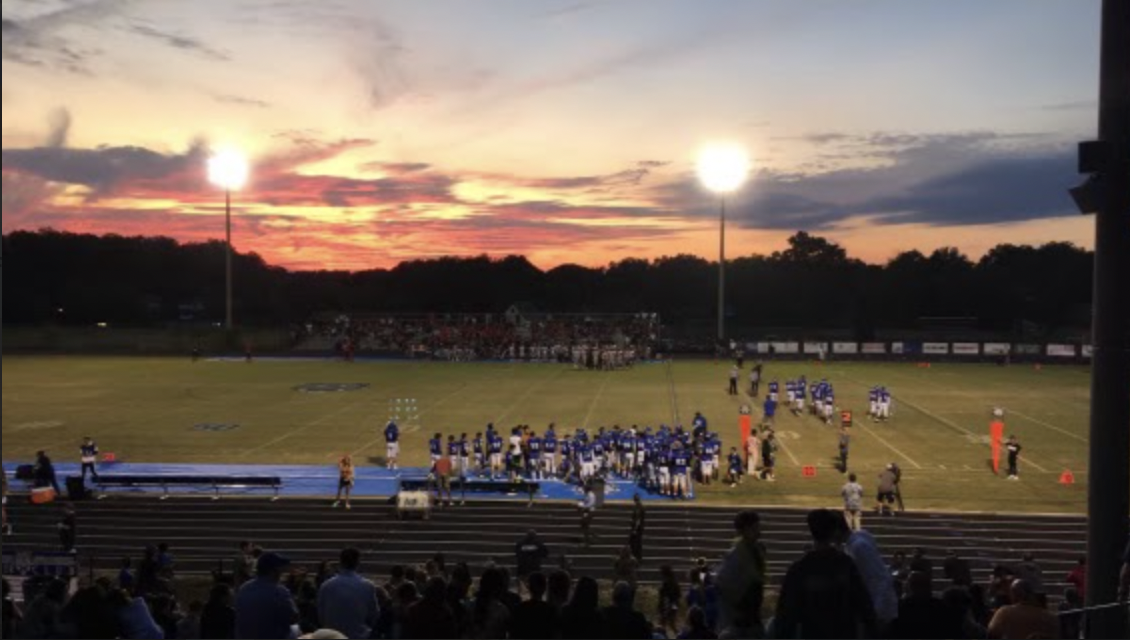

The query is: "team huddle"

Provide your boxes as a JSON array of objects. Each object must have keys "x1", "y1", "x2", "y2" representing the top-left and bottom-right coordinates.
[{"x1": 385, "y1": 414, "x2": 732, "y2": 500}]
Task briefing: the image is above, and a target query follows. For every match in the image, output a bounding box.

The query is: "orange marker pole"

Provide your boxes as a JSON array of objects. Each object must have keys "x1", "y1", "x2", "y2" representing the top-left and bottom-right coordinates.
[{"x1": 990, "y1": 420, "x2": 1005, "y2": 474}]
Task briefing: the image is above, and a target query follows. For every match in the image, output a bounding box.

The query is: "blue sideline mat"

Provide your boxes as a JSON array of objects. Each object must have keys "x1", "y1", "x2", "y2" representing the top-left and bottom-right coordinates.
[{"x1": 1, "y1": 462, "x2": 690, "y2": 502}]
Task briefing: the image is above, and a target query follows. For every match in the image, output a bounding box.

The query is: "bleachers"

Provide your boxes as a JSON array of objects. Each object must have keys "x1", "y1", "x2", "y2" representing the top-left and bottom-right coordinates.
[{"x1": 2, "y1": 497, "x2": 1086, "y2": 596}]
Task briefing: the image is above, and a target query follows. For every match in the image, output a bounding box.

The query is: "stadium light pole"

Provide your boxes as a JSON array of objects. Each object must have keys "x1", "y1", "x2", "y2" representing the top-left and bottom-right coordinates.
[
  {"x1": 207, "y1": 149, "x2": 249, "y2": 332},
  {"x1": 698, "y1": 145, "x2": 751, "y2": 347},
  {"x1": 1081, "y1": 0, "x2": 1130, "y2": 637}
]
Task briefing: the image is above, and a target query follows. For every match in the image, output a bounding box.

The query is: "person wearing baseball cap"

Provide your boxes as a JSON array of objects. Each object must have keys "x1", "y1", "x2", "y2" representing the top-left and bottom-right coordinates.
[{"x1": 236, "y1": 552, "x2": 298, "y2": 639}]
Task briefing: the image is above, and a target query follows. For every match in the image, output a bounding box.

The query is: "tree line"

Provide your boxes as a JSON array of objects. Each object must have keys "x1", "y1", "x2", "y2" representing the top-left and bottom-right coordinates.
[{"x1": 1, "y1": 230, "x2": 1093, "y2": 338}]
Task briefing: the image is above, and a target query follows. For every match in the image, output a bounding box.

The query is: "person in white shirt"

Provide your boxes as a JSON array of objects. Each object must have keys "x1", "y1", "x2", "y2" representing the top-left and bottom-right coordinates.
[{"x1": 842, "y1": 474, "x2": 865, "y2": 532}]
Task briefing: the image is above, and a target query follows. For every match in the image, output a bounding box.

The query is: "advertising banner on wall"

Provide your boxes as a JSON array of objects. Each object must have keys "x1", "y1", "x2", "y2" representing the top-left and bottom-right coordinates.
[
  {"x1": 1015, "y1": 344, "x2": 1041, "y2": 356},
  {"x1": 1082, "y1": 345, "x2": 1094, "y2": 358},
  {"x1": 1047, "y1": 344, "x2": 1077, "y2": 358},
  {"x1": 952, "y1": 343, "x2": 980, "y2": 356},
  {"x1": 833, "y1": 342, "x2": 859, "y2": 355},
  {"x1": 803, "y1": 342, "x2": 828, "y2": 355},
  {"x1": 891, "y1": 343, "x2": 906, "y2": 355},
  {"x1": 769, "y1": 342, "x2": 800, "y2": 355},
  {"x1": 983, "y1": 343, "x2": 1011, "y2": 356},
  {"x1": 862, "y1": 343, "x2": 888, "y2": 355},
  {"x1": 923, "y1": 343, "x2": 950, "y2": 355}
]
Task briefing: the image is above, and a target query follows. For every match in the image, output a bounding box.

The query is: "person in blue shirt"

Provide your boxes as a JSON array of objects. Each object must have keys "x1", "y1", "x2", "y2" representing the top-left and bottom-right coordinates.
[
  {"x1": 489, "y1": 433, "x2": 504, "y2": 480},
  {"x1": 877, "y1": 387, "x2": 893, "y2": 423},
  {"x1": 580, "y1": 443, "x2": 597, "y2": 482},
  {"x1": 429, "y1": 434, "x2": 443, "y2": 467},
  {"x1": 458, "y1": 434, "x2": 471, "y2": 478},
  {"x1": 823, "y1": 389, "x2": 836, "y2": 425},
  {"x1": 384, "y1": 422, "x2": 400, "y2": 470},
  {"x1": 593, "y1": 438, "x2": 606, "y2": 474},
  {"x1": 543, "y1": 433, "x2": 558, "y2": 478},
  {"x1": 80, "y1": 437, "x2": 100, "y2": 482},
  {"x1": 796, "y1": 378, "x2": 808, "y2": 415},
  {"x1": 672, "y1": 445, "x2": 691, "y2": 500},
  {"x1": 528, "y1": 433, "x2": 543, "y2": 480},
  {"x1": 768, "y1": 381, "x2": 780, "y2": 403},
  {"x1": 763, "y1": 397, "x2": 778, "y2": 428},
  {"x1": 726, "y1": 448, "x2": 745, "y2": 487},
  {"x1": 692, "y1": 413, "x2": 708, "y2": 439},
  {"x1": 472, "y1": 433, "x2": 485, "y2": 476}
]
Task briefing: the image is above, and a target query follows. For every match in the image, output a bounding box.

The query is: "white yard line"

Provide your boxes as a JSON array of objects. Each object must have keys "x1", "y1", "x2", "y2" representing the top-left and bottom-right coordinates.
[
  {"x1": 857, "y1": 422, "x2": 923, "y2": 469},
  {"x1": 1009, "y1": 410, "x2": 1089, "y2": 444},
  {"x1": 581, "y1": 376, "x2": 611, "y2": 429}
]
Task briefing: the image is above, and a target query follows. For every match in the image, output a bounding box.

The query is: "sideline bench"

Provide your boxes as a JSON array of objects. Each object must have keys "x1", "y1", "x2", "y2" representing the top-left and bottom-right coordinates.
[
  {"x1": 397, "y1": 478, "x2": 541, "y2": 506},
  {"x1": 93, "y1": 475, "x2": 282, "y2": 501}
]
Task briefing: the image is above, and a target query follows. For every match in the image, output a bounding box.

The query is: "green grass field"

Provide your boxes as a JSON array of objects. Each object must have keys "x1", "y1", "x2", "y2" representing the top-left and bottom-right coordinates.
[{"x1": 1, "y1": 356, "x2": 1094, "y2": 514}]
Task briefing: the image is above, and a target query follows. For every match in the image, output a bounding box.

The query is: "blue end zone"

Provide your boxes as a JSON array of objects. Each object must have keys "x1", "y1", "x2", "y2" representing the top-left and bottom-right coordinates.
[{"x1": 1, "y1": 462, "x2": 690, "y2": 503}]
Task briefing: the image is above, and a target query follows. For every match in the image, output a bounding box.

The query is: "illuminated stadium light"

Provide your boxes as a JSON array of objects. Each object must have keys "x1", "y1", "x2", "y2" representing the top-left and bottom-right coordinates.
[
  {"x1": 697, "y1": 144, "x2": 751, "y2": 194},
  {"x1": 207, "y1": 148, "x2": 249, "y2": 191}
]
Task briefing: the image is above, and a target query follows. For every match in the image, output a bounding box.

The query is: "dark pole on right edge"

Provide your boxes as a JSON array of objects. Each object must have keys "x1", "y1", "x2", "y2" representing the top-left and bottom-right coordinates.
[{"x1": 1085, "y1": 0, "x2": 1130, "y2": 637}]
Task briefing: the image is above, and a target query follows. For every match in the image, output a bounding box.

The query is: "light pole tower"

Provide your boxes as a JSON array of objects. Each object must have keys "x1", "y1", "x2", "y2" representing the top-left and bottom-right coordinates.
[
  {"x1": 698, "y1": 145, "x2": 751, "y2": 347},
  {"x1": 1078, "y1": 1, "x2": 1130, "y2": 637},
  {"x1": 207, "y1": 149, "x2": 249, "y2": 332}
]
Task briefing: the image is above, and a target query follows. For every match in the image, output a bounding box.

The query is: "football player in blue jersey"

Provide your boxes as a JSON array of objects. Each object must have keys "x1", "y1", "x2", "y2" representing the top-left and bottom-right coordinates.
[
  {"x1": 727, "y1": 447, "x2": 745, "y2": 487},
  {"x1": 384, "y1": 422, "x2": 400, "y2": 470},
  {"x1": 429, "y1": 434, "x2": 443, "y2": 467}
]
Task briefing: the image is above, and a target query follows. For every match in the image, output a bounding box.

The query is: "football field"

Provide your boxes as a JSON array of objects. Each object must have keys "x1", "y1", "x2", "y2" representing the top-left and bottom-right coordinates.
[{"x1": 1, "y1": 356, "x2": 1095, "y2": 514}]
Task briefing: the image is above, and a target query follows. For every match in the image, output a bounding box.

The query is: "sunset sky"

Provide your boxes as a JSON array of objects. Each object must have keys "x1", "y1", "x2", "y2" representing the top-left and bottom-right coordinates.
[{"x1": 1, "y1": 0, "x2": 1103, "y2": 271}]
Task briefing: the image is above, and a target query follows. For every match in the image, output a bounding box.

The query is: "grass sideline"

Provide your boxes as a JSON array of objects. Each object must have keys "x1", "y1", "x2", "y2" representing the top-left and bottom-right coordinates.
[{"x1": 2, "y1": 356, "x2": 1093, "y2": 514}]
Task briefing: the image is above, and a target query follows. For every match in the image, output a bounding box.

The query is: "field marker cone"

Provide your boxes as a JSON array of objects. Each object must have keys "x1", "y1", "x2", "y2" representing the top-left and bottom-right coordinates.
[
  {"x1": 802, "y1": 466, "x2": 817, "y2": 478},
  {"x1": 1059, "y1": 470, "x2": 1075, "y2": 485}
]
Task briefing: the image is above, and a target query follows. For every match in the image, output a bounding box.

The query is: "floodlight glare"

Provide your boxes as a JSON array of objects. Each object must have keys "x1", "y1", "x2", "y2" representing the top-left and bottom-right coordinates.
[
  {"x1": 697, "y1": 144, "x2": 751, "y2": 194},
  {"x1": 208, "y1": 149, "x2": 249, "y2": 191}
]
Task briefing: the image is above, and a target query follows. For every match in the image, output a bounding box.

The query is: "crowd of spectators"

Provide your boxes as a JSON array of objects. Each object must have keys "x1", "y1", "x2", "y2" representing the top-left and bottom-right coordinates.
[
  {"x1": 3, "y1": 514, "x2": 1125, "y2": 640},
  {"x1": 293, "y1": 314, "x2": 660, "y2": 362}
]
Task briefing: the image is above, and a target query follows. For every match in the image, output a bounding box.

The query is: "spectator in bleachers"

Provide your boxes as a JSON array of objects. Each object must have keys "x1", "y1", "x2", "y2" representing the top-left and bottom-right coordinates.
[
  {"x1": 3, "y1": 579, "x2": 23, "y2": 639},
  {"x1": 118, "y1": 558, "x2": 136, "y2": 593},
  {"x1": 57, "y1": 506, "x2": 76, "y2": 553},
  {"x1": 716, "y1": 511, "x2": 767, "y2": 638},
  {"x1": 1064, "y1": 557, "x2": 1086, "y2": 602},
  {"x1": 601, "y1": 581, "x2": 652, "y2": 640},
  {"x1": 390, "y1": 582, "x2": 419, "y2": 639},
  {"x1": 944, "y1": 550, "x2": 974, "y2": 588},
  {"x1": 1057, "y1": 587, "x2": 1083, "y2": 640},
  {"x1": 560, "y1": 577, "x2": 605, "y2": 640},
  {"x1": 316, "y1": 548, "x2": 380, "y2": 640},
  {"x1": 109, "y1": 587, "x2": 165, "y2": 640},
  {"x1": 497, "y1": 567, "x2": 522, "y2": 614},
  {"x1": 200, "y1": 584, "x2": 236, "y2": 640},
  {"x1": 403, "y1": 576, "x2": 458, "y2": 640},
  {"x1": 62, "y1": 584, "x2": 119, "y2": 639},
  {"x1": 986, "y1": 580, "x2": 1058, "y2": 640},
  {"x1": 844, "y1": 529, "x2": 898, "y2": 631},
  {"x1": 295, "y1": 581, "x2": 320, "y2": 635},
  {"x1": 150, "y1": 595, "x2": 181, "y2": 639},
  {"x1": 177, "y1": 601, "x2": 203, "y2": 640},
  {"x1": 888, "y1": 572, "x2": 962, "y2": 640},
  {"x1": 547, "y1": 570, "x2": 573, "y2": 615},
  {"x1": 235, "y1": 553, "x2": 299, "y2": 640},
  {"x1": 469, "y1": 567, "x2": 511, "y2": 640},
  {"x1": 1014, "y1": 553, "x2": 1046, "y2": 604},
  {"x1": 685, "y1": 570, "x2": 719, "y2": 634},
  {"x1": 941, "y1": 586, "x2": 988, "y2": 640},
  {"x1": 385, "y1": 565, "x2": 406, "y2": 595},
  {"x1": 613, "y1": 547, "x2": 639, "y2": 590},
  {"x1": 511, "y1": 572, "x2": 557, "y2": 640},
  {"x1": 19, "y1": 578, "x2": 68, "y2": 639},
  {"x1": 516, "y1": 530, "x2": 550, "y2": 585},
  {"x1": 156, "y1": 543, "x2": 175, "y2": 579},
  {"x1": 657, "y1": 566, "x2": 682, "y2": 638},
  {"x1": 233, "y1": 542, "x2": 255, "y2": 589},
  {"x1": 679, "y1": 606, "x2": 717, "y2": 640},
  {"x1": 774, "y1": 509, "x2": 878, "y2": 639},
  {"x1": 137, "y1": 546, "x2": 162, "y2": 597}
]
